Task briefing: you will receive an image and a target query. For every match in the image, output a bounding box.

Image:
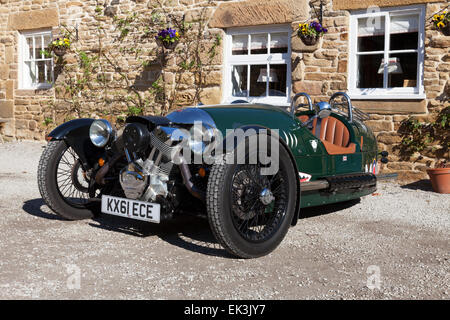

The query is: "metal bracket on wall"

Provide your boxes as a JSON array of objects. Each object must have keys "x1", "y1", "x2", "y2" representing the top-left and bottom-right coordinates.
[
  {"x1": 59, "y1": 23, "x2": 79, "y2": 42},
  {"x1": 310, "y1": 0, "x2": 325, "y2": 26}
]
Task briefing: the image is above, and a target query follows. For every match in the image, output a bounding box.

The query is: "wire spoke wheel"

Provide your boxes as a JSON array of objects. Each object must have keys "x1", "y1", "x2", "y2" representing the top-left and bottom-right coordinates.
[
  {"x1": 55, "y1": 146, "x2": 90, "y2": 207},
  {"x1": 230, "y1": 163, "x2": 288, "y2": 243},
  {"x1": 206, "y1": 134, "x2": 297, "y2": 258}
]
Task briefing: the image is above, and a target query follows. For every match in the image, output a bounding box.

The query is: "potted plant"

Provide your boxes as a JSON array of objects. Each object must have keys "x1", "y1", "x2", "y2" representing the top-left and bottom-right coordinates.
[
  {"x1": 427, "y1": 161, "x2": 450, "y2": 194},
  {"x1": 298, "y1": 21, "x2": 328, "y2": 46},
  {"x1": 48, "y1": 37, "x2": 71, "y2": 56},
  {"x1": 398, "y1": 107, "x2": 449, "y2": 193},
  {"x1": 432, "y1": 10, "x2": 450, "y2": 36},
  {"x1": 155, "y1": 27, "x2": 180, "y2": 50}
]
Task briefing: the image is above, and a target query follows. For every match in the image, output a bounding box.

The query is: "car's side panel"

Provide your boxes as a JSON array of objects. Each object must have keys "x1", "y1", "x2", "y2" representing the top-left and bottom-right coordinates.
[
  {"x1": 201, "y1": 105, "x2": 327, "y2": 177},
  {"x1": 201, "y1": 105, "x2": 379, "y2": 209}
]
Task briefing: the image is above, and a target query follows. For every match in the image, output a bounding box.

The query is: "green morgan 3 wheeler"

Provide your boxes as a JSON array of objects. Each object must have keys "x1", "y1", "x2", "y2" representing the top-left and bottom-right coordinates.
[{"x1": 38, "y1": 92, "x2": 388, "y2": 258}]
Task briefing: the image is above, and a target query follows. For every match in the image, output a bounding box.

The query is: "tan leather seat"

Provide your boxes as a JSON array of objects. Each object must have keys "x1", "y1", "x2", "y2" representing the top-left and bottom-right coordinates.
[
  {"x1": 297, "y1": 115, "x2": 356, "y2": 155},
  {"x1": 297, "y1": 115, "x2": 310, "y2": 123}
]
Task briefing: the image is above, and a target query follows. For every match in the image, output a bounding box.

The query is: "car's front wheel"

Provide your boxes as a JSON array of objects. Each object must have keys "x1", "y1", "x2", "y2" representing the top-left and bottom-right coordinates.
[
  {"x1": 37, "y1": 140, "x2": 96, "y2": 220},
  {"x1": 206, "y1": 136, "x2": 297, "y2": 258}
]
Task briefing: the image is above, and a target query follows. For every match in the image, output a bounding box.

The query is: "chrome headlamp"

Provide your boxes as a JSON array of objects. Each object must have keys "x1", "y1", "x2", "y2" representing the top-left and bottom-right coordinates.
[
  {"x1": 188, "y1": 122, "x2": 215, "y2": 155},
  {"x1": 89, "y1": 120, "x2": 113, "y2": 148}
]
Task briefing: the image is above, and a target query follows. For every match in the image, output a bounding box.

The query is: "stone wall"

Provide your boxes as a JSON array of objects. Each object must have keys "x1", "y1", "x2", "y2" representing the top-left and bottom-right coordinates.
[
  {"x1": 0, "y1": 0, "x2": 449, "y2": 183},
  {"x1": 0, "y1": 0, "x2": 231, "y2": 141},
  {"x1": 0, "y1": 0, "x2": 61, "y2": 141}
]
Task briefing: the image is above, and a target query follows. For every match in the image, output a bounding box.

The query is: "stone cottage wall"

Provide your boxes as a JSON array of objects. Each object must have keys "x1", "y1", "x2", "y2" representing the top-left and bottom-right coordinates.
[
  {"x1": 0, "y1": 0, "x2": 449, "y2": 183},
  {"x1": 0, "y1": 0, "x2": 230, "y2": 141}
]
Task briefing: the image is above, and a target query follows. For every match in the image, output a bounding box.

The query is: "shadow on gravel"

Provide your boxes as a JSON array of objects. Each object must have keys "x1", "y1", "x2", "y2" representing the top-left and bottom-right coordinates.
[
  {"x1": 24, "y1": 196, "x2": 362, "y2": 258},
  {"x1": 22, "y1": 198, "x2": 66, "y2": 221},
  {"x1": 300, "y1": 198, "x2": 361, "y2": 219},
  {"x1": 23, "y1": 198, "x2": 232, "y2": 257},
  {"x1": 400, "y1": 179, "x2": 434, "y2": 192},
  {"x1": 89, "y1": 214, "x2": 233, "y2": 258}
]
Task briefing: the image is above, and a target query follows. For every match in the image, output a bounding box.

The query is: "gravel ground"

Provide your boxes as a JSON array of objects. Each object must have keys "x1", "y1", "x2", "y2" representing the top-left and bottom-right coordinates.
[{"x1": 0, "y1": 141, "x2": 448, "y2": 300}]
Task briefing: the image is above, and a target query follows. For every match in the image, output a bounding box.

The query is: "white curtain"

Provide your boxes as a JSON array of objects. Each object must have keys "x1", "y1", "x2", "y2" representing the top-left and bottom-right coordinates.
[
  {"x1": 270, "y1": 32, "x2": 288, "y2": 49},
  {"x1": 358, "y1": 17, "x2": 385, "y2": 36},
  {"x1": 390, "y1": 14, "x2": 419, "y2": 34},
  {"x1": 250, "y1": 33, "x2": 267, "y2": 50},
  {"x1": 232, "y1": 35, "x2": 248, "y2": 51},
  {"x1": 358, "y1": 14, "x2": 419, "y2": 36}
]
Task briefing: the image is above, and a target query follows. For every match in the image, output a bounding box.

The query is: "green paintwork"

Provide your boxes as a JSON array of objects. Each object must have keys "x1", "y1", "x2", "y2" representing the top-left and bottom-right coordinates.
[{"x1": 201, "y1": 104, "x2": 379, "y2": 208}]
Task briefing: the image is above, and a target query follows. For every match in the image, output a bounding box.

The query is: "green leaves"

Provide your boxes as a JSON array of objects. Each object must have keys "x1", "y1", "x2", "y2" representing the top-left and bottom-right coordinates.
[{"x1": 399, "y1": 107, "x2": 450, "y2": 157}]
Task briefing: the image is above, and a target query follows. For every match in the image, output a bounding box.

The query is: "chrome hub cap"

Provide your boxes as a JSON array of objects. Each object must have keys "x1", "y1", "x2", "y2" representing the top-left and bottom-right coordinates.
[{"x1": 260, "y1": 188, "x2": 275, "y2": 205}]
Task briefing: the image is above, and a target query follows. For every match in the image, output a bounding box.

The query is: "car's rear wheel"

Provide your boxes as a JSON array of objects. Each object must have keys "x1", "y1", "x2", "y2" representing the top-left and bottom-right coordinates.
[
  {"x1": 206, "y1": 135, "x2": 297, "y2": 258},
  {"x1": 38, "y1": 140, "x2": 96, "y2": 220}
]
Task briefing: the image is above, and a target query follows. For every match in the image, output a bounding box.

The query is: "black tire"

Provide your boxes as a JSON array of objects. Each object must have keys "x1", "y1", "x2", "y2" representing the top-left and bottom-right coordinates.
[
  {"x1": 37, "y1": 140, "x2": 95, "y2": 220},
  {"x1": 206, "y1": 135, "x2": 297, "y2": 258}
]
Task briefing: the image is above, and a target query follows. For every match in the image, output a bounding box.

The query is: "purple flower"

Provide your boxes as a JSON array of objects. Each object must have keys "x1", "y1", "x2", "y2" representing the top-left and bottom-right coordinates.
[
  {"x1": 308, "y1": 21, "x2": 327, "y2": 34},
  {"x1": 156, "y1": 28, "x2": 180, "y2": 43}
]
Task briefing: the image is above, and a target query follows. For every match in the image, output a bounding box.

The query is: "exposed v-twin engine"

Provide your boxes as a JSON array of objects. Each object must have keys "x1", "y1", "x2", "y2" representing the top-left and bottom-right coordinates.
[{"x1": 119, "y1": 123, "x2": 179, "y2": 202}]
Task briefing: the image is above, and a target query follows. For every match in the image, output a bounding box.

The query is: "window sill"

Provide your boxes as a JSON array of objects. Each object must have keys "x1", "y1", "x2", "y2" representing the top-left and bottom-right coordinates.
[
  {"x1": 348, "y1": 93, "x2": 426, "y2": 100},
  {"x1": 16, "y1": 87, "x2": 54, "y2": 96}
]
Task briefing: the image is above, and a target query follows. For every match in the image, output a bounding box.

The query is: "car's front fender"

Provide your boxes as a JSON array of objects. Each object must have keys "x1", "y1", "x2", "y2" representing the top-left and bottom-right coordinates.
[{"x1": 47, "y1": 118, "x2": 103, "y2": 170}]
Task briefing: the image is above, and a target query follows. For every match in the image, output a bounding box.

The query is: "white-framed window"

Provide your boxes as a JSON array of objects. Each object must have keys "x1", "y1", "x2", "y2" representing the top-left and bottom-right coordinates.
[
  {"x1": 19, "y1": 29, "x2": 54, "y2": 90},
  {"x1": 348, "y1": 5, "x2": 425, "y2": 100},
  {"x1": 223, "y1": 25, "x2": 292, "y2": 106}
]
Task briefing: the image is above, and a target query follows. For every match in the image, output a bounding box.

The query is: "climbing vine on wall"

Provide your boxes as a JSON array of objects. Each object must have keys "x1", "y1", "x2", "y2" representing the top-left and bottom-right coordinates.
[{"x1": 43, "y1": 0, "x2": 221, "y2": 129}]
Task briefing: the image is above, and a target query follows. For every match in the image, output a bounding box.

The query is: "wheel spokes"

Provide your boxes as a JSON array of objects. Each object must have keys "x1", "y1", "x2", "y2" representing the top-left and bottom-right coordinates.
[
  {"x1": 56, "y1": 147, "x2": 90, "y2": 206},
  {"x1": 230, "y1": 163, "x2": 288, "y2": 242}
]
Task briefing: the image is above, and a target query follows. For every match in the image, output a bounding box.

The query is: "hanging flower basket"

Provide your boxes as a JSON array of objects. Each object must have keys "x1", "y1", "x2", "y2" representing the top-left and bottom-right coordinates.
[
  {"x1": 48, "y1": 37, "x2": 71, "y2": 57},
  {"x1": 53, "y1": 47, "x2": 67, "y2": 57},
  {"x1": 298, "y1": 21, "x2": 327, "y2": 46},
  {"x1": 300, "y1": 34, "x2": 319, "y2": 46},
  {"x1": 155, "y1": 28, "x2": 180, "y2": 51},
  {"x1": 441, "y1": 23, "x2": 450, "y2": 36},
  {"x1": 432, "y1": 10, "x2": 450, "y2": 36},
  {"x1": 157, "y1": 38, "x2": 179, "y2": 50}
]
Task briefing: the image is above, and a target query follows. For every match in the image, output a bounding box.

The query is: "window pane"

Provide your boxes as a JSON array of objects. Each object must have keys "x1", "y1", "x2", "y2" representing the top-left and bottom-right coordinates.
[
  {"x1": 25, "y1": 37, "x2": 33, "y2": 60},
  {"x1": 270, "y1": 33, "x2": 288, "y2": 54},
  {"x1": 357, "y1": 16, "x2": 385, "y2": 52},
  {"x1": 231, "y1": 65, "x2": 248, "y2": 97},
  {"x1": 249, "y1": 64, "x2": 268, "y2": 97},
  {"x1": 43, "y1": 34, "x2": 52, "y2": 56},
  {"x1": 35, "y1": 36, "x2": 43, "y2": 60},
  {"x1": 268, "y1": 64, "x2": 287, "y2": 96},
  {"x1": 250, "y1": 34, "x2": 267, "y2": 54},
  {"x1": 232, "y1": 35, "x2": 248, "y2": 55},
  {"x1": 25, "y1": 61, "x2": 37, "y2": 85},
  {"x1": 388, "y1": 53, "x2": 418, "y2": 88},
  {"x1": 390, "y1": 14, "x2": 419, "y2": 50},
  {"x1": 45, "y1": 60, "x2": 53, "y2": 84},
  {"x1": 37, "y1": 61, "x2": 46, "y2": 83},
  {"x1": 357, "y1": 54, "x2": 384, "y2": 88}
]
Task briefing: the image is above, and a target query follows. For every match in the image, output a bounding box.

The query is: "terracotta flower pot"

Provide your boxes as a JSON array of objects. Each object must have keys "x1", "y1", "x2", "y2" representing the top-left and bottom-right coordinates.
[{"x1": 426, "y1": 167, "x2": 450, "y2": 194}]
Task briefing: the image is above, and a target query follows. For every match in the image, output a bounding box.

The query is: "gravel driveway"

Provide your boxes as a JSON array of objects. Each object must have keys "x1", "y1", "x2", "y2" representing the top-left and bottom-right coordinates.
[{"x1": 0, "y1": 141, "x2": 448, "y2": 300}]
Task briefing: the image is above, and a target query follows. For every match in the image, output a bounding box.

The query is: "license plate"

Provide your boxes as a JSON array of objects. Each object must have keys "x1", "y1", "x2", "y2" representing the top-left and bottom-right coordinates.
[{"x1": 101, "y1": 195, "x2": 160, "y2": 223}]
